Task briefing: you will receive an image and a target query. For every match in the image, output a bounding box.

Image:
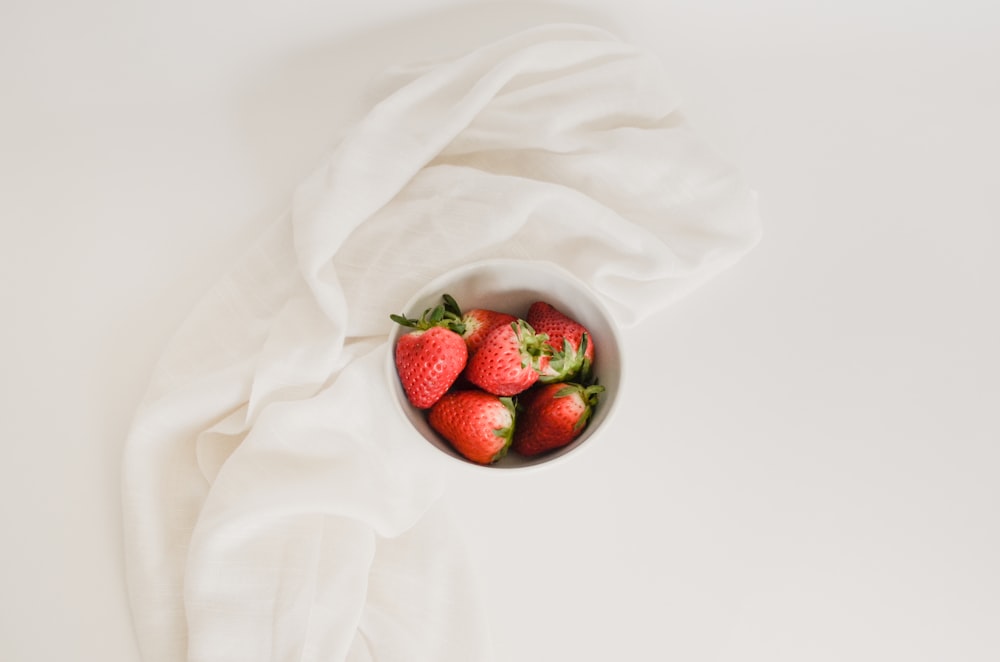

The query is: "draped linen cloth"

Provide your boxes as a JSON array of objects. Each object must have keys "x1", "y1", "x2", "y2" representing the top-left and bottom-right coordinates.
[{"x1": 122, "y1": 23, "x2": 761, "y2": 662}]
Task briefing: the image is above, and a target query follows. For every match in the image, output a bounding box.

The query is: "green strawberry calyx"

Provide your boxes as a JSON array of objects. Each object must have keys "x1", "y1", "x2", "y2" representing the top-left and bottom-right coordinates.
[
  {"x1": 390, "y1": 293, "x2": 468, "y2": 335},
  {"x1": 554, "y1": 382, "x2": 605, "y2": 431},
  {"x1": 489, "y1": 396, "x2": 517, "y2": 463},
  {"x1": 510, "y1": 320, "x2": 552, "y2": 372},
  {"x1": 538, "y1": 332, "x2": 592, "y2": 384}
]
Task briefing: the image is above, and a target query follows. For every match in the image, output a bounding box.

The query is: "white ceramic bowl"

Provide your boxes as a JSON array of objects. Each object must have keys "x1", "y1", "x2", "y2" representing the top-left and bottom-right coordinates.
[{"x1": 385, "y1": 259, "x2": 624, "y2": 471}]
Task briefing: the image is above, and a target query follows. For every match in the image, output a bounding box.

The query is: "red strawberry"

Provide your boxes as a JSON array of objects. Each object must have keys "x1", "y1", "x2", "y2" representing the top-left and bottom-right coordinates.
[
  {"x1": 428, "y1": 390, "x2": 516, "y2": 464},
  {"x1": 526, "y1": 302, "x2": 596, "y2": 383},
  {"x1": 464, "y1": 320, "x2": 551, "y2": 396},
  {"x1": 392, "y1": 302, "x2": 469, "y2": 408},
  {"x1": 511, "y1": 382, "x2": 605, "y2": 457},
  {"x1": 440, "y1": 294, "x2": 518, "y2": 355}
]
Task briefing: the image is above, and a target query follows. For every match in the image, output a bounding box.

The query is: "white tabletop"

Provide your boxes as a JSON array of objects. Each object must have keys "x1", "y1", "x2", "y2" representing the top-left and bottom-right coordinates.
[{"x1": 2, "y1": 2, "x2": 997, "y2": 660}]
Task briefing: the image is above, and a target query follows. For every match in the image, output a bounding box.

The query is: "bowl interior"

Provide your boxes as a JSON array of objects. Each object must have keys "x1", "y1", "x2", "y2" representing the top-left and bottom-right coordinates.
[{"x1": 386, "y1": 259, "x2": 623, "y2": 471}]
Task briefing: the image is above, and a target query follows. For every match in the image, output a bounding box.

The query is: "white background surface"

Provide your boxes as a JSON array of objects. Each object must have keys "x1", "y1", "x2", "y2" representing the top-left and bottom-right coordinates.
[{"x1": 2, "y1": 1, "x2": 997, "y2": 660}]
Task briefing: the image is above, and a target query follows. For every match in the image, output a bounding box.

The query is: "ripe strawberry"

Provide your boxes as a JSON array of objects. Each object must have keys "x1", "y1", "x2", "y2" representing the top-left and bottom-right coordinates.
[
  {"x1": 391, "y1": 302, "x2": 469, "y2": 409},
  {"x1": 464, "y1": 320, "x2": 551, "y2": 396},
  {"x1": 526, "y1": 301, "x2": 596, "y2": 383},
  {"x1": 511, "y1": 382, "x2": 605, "y2": 457},
  {"x1": 440, "y1": 294, "x2": 518, "y2": 355},
  {"x1": 428, "y1": 390, "x2": 516, "y2": 464}
]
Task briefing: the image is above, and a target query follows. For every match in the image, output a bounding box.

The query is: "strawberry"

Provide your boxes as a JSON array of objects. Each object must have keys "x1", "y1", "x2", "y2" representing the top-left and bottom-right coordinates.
[
  {"x1": 511, "y1": 382, "x2": 605, "y2": 457},
  {"x1": 391, "y1": 303, "x2": 469, "y2": 409},
  {"x1": 464, "y1": 320, "x2": 551, "y2": 396},
  {"x1": 428, "y1": 390, "x2": 516, "y2": 464},
  {"x1": 526, "y1": 301, "x2": 596, "y2": 383},
  {"x1": 440, "y1": 294, "x2": 518, "y2": 355}
]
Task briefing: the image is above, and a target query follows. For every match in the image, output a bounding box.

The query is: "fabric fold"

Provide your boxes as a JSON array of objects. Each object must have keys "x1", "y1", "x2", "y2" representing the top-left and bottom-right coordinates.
[{"x1": 122, "y1": 22, "x2": 760, "y2": 662}]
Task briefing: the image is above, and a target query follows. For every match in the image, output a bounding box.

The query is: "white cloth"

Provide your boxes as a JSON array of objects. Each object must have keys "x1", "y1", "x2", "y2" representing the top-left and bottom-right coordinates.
[{"x1": 122, "y1": 23, "x2": 760, "y2": 662}]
